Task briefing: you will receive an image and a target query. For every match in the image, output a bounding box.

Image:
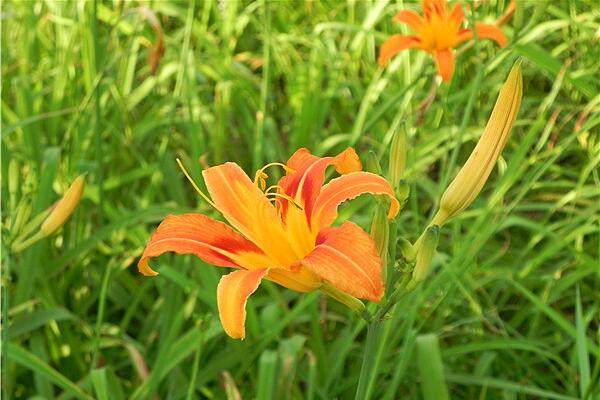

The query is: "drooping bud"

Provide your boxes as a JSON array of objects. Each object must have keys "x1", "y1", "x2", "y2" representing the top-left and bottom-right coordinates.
[
  {"x1": 389, "y1": 126, "x2": 407, "y2": 188},
  {"x1": 409, "y1": 225, "x2": 439, "y2": 287},
  {"x1": 40, "y1": 175, "x2": 85, "y2": 236},
  {"x1": 432, "y1": 63, "x2": 523, "y2": 226}
]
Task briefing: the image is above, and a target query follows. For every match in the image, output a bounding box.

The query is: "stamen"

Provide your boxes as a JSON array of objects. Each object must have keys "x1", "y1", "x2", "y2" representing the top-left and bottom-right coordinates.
[
  {"x1": 176, "y1": 158, "x2": 217, "y2": 209},
  {"x1": 264, "y1": 184, "x2": 284, "y2": 194},
  {"x1": 265, "y1": 192, "x2": 303, "y2": 211},
  {"x1": 253, "y1": 162, "x2": 295, "y2": 188}
]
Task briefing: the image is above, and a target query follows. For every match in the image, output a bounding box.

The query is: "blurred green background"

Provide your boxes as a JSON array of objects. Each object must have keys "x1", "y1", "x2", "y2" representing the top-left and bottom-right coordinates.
[{"x1": 2, "y1": 0, "x2": 598, "y2": 399}]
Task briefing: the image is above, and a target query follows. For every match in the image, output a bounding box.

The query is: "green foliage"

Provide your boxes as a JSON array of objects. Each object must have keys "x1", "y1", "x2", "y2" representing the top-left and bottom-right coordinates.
[{"x1": 2, "y1": 0, "x2": 598, "y2": 398}]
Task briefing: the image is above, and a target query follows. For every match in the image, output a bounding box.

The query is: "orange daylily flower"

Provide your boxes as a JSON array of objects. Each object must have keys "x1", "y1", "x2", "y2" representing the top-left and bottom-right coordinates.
[
  {"x1": 378, "y1": 0, "x2": 508, "y2": 82},
  {"x1": 138, "y1": 148, "x2": 399, "y2": 339}
]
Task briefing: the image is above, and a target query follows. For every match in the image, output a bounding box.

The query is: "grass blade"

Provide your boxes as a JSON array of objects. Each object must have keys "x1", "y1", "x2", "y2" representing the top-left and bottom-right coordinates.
[{"x1": 416, "y1": 333, "x2": 450, "y2": 400}]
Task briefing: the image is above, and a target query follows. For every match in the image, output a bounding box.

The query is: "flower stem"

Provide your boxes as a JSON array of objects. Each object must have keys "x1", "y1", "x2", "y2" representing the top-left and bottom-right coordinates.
[
  {"x1": 355, "y1": 258, "x2": 415, "y2": 399},
  {"x1": 354, "y1": 318, "x2": 386, "y2": 400}
]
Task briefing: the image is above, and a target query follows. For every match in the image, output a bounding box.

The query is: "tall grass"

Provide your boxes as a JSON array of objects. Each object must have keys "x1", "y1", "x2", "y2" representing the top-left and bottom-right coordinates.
[{"x1": 2, "y1": 0, "x2": 598, "y2": 399}]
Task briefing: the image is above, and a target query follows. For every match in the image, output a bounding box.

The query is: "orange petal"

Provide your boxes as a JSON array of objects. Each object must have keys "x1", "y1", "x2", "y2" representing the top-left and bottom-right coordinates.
[
  {"x1": 496, "y1": 0, "x2": 516, "y2": 27},
  {"x1": 393, "y1": 10, "x2": 425, "y2": 31},
  {"x1": 217, "y1": 268, "x2": 268, "y2": 339},
  {"x1": 378, "y1": 35, "x2": 421, "y2": 66},
  {"x1": 474, "y1": 22, "x2": 508, "y2": 47},
  {"x1": 137, "y1": 214, "x2": 268, "y2": 276},
  {"x1": 456, "y1": 23, "x2": 507, "y2": 47},
  {"x1": 278, "y1": 147, "x2": 362, "y2": 220},
  {"x1": 311, "y1": 171, "x2": 400, "y2": 230},
  {"x1": 298, "y1": 222, "x2": 383, "y2": 301},
  {"x1": 203, "y1": 163, "x2": 298, "y2": 265},
  {"x1": 422, "y1": 0, "x2": 448, "y2": 18},
  {"x1": 434, "y1": 49, "x2": 455, "y2": 83},
  {"x1": 448, "y1": 4, "x2": 465, "y2": 27}
]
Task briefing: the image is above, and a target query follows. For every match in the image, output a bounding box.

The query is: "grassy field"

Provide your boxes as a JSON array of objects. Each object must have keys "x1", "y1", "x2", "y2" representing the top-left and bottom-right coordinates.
[{"x1": 2, "y1": 0, "x2": 599, "y2": 399}]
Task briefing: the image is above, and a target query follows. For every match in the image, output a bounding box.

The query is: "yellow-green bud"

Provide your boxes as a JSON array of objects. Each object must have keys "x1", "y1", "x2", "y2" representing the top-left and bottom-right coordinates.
[
  {"x1": 395, "y1": 179, "x2": 410, "y2": 207},
  {"x1": 410, "y1": 225, "x2": 439, "y2": 286},
  {"x1": 370, "y1": 206, "x2": 389, "y2": 273},
  {"x1": 12, "y1": 202, "x2": 31, "y2": 235},
  {"x1": 321, "y1": 281, "x2": 366, "y2": 315},
  {"x1": 365, "y1": 151, "x2": 382, "y2": 175},
  {"x1": 432, "y1": 63, "x2": 523, "y2": 226},
  {"x1": 397, "y1": 236, "x2": 416, "y2": 262},
  {"x1": 40, "y1": 175, "x2": 85, "y2": 236},
  {"x1": 389, "y1": 127, "x2": 407, "y2": 187},
  {"x1": 8, "y1": 159, "x2": 19, "y2": 204}
]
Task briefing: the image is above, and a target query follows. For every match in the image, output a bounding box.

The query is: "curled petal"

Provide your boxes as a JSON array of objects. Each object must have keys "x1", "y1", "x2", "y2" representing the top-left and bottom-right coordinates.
[
  {"x1": 279, "y1": 148, "x2": 361, "y2": 213},
  {"x1": 298, "y1": 222, "x2": 384, "y2": 301},
  {"x1": 378, "y1": 35, "x2": 421, "y2": 66},
  {"x1": 422, "y1": 0, "x2": 448, "y2": 18},
  {"x1": 457, "y1": 23, "x2": 507, "y2": 47},
  {"x1": 311, "y1": 172, "x2": 400, "y2": 230},
  {"x1": 474, "y1": 22, "x2": 508, "y2": 47},
  {"x1": 496, "y1": 0, "x2": 517, "y2": 27},
  {"x1": 137, "y1": 214, "x2": 270, "y2": 276},
  {"x1": 393, "y1": 10, "x2": 425, "y2": 31},
  {"x1": 203, "y1": 163, "x2": 298, "y2": 265},
  {"x1": 448, "y1": 4, "x2": 465, "y2": 27},
  {"x1": 278, "y1": 147, "x2": 361, "y2": 225},
  {"x1": 217, "y1": 268, "x2": 268, "y2": 339},
  {"x1": 434, "y1": 49, "x2": 455, "y2": 83}
]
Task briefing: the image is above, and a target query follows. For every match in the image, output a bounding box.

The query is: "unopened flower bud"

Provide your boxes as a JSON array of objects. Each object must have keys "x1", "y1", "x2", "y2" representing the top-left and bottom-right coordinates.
[
  {"x1": 389, "y1": 127, "x2": 407, "y2": 187},
  {"x1": 40, "y1": 175, "x2": 85, "y2": 236},
  {"x1": 321, "y1": 281, "x2": 366, "y2": 315},
  {"x1": 410, "y1": 225, "x2": 439, "y2": 286},
  {"x1": 365, "y1": 151, "x2": 382, "y2": 175},
  {"x1": 370, "y1": 206, "x2": 389, "y2": 267},
  {"x1": 395, "y1": 179, "x2": 410, "y2": 207},
  {"x1": 397, "y1": 236, "x2": 416, "y2": 262},
  {"x1": 8, "y1": 159, "x2": 19, "y2": 206},
  {"x1": 432, "y1": 63, "x2": 523, "y2": 226}
]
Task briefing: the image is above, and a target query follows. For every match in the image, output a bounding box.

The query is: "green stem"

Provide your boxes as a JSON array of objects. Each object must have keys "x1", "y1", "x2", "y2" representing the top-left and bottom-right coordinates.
[
  {"x1": 11, "y1": 231, "x2": 47, "y2": 253},
  {"x1": 354, "y1": 265, "x2": 415, "y2": 399},
  {"x1": 354, "y1": 319, "x2": 384, "y2": 400}
]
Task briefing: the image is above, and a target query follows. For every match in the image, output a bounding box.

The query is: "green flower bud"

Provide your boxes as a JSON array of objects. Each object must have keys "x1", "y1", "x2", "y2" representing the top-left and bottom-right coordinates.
[
  {"x1": 410, "y1": 225, "x2": 439, "y2": 287},
  {"x1": 389, "y1": 126, "x2": 407, "y2": 187}
]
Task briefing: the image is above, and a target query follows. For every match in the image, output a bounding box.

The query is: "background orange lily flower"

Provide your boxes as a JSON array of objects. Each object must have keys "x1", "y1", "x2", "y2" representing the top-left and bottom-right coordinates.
[
  {"x1": 378, "y1": 0, "x2": 508, "y2": 82},
  {"x1": 138, "y1": 148, "x2": 399, "y2": 339}
]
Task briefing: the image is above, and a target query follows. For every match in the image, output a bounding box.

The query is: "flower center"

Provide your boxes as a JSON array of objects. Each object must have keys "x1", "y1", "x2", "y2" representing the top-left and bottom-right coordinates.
[{"x1": 253, "y1": 163, "x2": 303, "y2": 216}]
